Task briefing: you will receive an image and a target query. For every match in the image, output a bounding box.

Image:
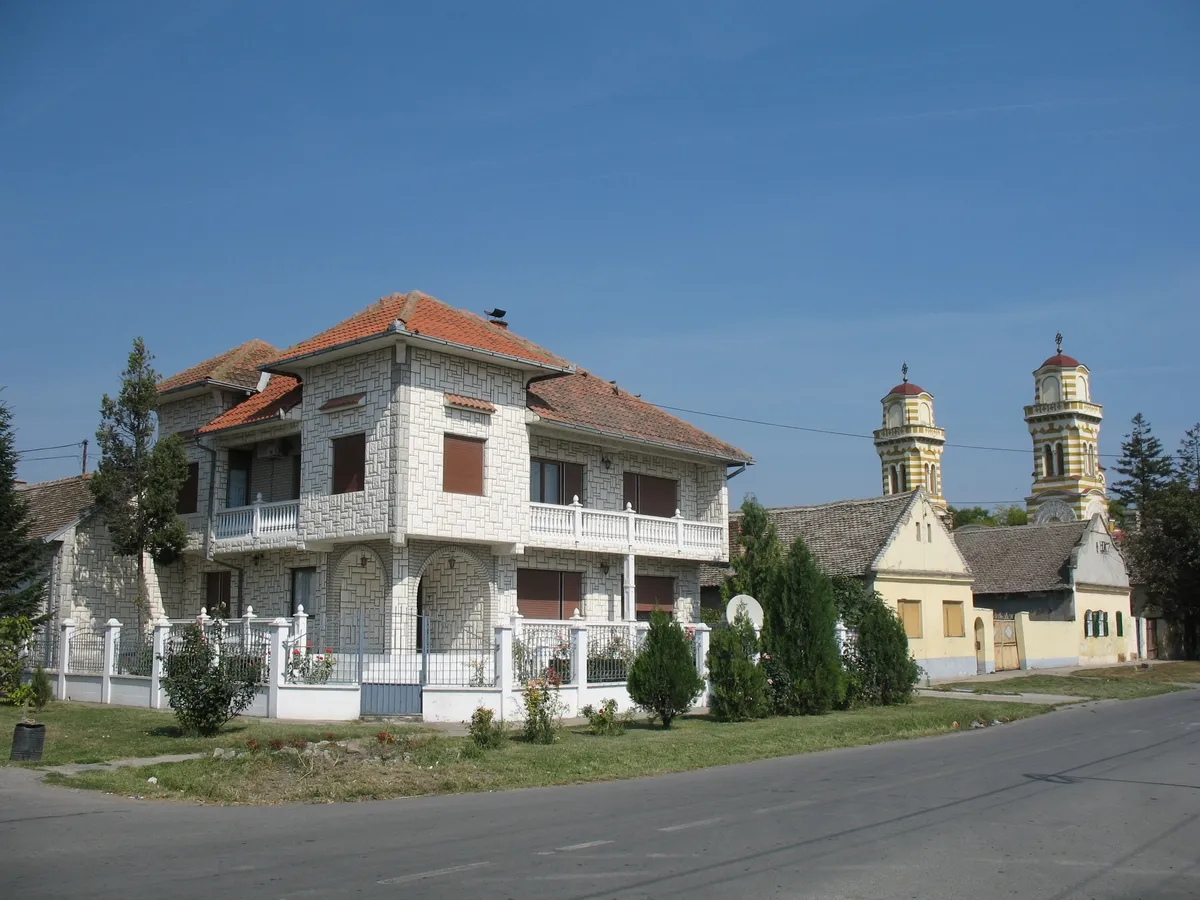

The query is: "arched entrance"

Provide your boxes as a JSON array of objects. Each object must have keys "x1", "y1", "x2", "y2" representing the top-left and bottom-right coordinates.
[
  {"x1": 974, "y1": 617, "x2": 986, "y2": 674},
  {"x1": 329, "y1": 546, "x2": 387, "y2": 653},
  {"x1": 415, "y1": 546, "x2": 494, "y2": 651}
]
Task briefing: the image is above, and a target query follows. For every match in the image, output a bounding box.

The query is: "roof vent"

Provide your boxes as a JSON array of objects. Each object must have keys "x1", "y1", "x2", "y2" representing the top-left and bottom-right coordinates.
[{"x1": 484, "y1": 308, "x2": 508, "y2": 329}]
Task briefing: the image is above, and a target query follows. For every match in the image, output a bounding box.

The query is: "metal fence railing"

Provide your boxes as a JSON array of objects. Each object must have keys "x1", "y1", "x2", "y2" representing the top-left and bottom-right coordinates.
[
  {"x1": 515, "y1": 621, "x2": 573, "y2": 685},
  {"x1": 587, "y1": 624, "x2": 635, "y2": 683},
  {"x1": 116, "y1": 630, "x2": 154, "y2": 676},
  {"x1": 21, "y1": 627, "x2": 59, "y2": 672},
  {"x1": 68, "y1": 630, "x2": 106, "y2": 674},
  {"x1": 426, "y1": 619, "x2": 497, "y2": 687}
]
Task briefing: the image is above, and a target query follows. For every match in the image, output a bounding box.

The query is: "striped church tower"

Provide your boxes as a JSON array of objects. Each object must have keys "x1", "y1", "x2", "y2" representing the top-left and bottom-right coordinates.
[
  {"x1": 874, "y1": 364, "x2": 946, "y2": 509},
  {"x1": 1024, "y1": 333, "x2": 1108, "y2": 523}
]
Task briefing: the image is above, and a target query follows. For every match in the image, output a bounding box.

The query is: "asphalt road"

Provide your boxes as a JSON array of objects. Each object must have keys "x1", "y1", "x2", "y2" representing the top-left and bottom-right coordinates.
[{"x1": 4, "y1": 691, "x2": 1199, "y2": 900}]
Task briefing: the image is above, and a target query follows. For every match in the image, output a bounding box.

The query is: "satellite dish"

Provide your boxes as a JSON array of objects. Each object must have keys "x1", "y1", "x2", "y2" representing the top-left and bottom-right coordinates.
[{"x1": 726, "y1": 594, "x2": 763, "y2": 631}]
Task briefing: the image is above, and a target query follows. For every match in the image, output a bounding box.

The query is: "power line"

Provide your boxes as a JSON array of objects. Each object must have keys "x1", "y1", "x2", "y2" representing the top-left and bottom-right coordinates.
[
  {"x1": 16, "y1": 441, "x2": 82, "y2": 455},
  {"x1": 19, "y1": 454, "x2": 81, "y2": 462}
]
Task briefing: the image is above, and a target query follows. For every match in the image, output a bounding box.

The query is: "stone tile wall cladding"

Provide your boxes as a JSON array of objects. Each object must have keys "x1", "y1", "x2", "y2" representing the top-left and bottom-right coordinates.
[
  {"x1": 60, "y1": 518, "x2": 176, "y2": 632},
  {"x1": 527, "y1": 433, "x2": 727, "y2": 523},
  {"x1": 403, "y1": 347, "x2": 528, "y2": 545},
  {"x1": 175, "y1": 549, "x2": 325, "y2": 621},
  {"x1": 301, "y1": 349, "x2": 393, "y2": 543}
]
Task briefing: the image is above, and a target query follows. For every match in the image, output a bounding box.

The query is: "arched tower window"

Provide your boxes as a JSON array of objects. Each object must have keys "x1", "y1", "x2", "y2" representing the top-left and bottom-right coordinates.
[
  {"x1": 918, "y1": 402, "x2": 931, "y2": 425},
  {"x1": 1086, "y1": 444, "x2": 1095, "y2": 476},
  {"x1": 901, "y1": 466, "x2": 909, "y2": 492},
  {"x1": 886, "y1": 403, "x2": 903, "y2": 428},
  {"x1": 1056, "y1": 442, "x2": 1065, "y2": 476},
  {"x1": 889, "y1": 466, "x2": 899, "y2": 495},
  {"x1": 930, "y1": 464, "x2": 938, "y2": 495},
  {"x1": 1044, "y1": 445, "x2": 1054, "y2": 479},
  {"x1": 1078, "y1": 375, "x2": 1089, "y2": 402},
  {"x1": 1041, "y1": 375, "x2": 1061, "y2": 403}
]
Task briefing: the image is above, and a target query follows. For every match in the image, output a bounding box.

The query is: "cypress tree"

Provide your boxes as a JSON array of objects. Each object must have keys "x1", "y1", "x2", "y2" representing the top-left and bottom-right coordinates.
[
  {"x1": 626, "y1": 612, "x2": 704, "y2": 728},
  {"x1": 0, "y1": 397, "x2": 47, "y2": 619}
]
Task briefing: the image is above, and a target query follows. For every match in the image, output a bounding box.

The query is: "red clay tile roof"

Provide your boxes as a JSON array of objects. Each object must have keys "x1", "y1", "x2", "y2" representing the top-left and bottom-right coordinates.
[
  {"x1": 196, "y1": 375, "x2": 302, "y2": 434},
  {"x1": 267, "y1": 292, "x2": 567, "y2": 369},
  {"x1": 17, "y1": 475, "x2": 93, "y2": 541},
  {"x1": 885, "y1": 382, "x2": 927, "y2": 397},
  {"x1": 158, "y1": 340, "x2": 278, "y2": 394},
  {"x1": 444, "y1": 393, "x2": 496, "y2": 414},
  {"x1": 528, "y1": 370, "x2": 753, "y2": 462},
  {"x1": 1040, "y1": 352, "x2": 1082, "y2": 369}
]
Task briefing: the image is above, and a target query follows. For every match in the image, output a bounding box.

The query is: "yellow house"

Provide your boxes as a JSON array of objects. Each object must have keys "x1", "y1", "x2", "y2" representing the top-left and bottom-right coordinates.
[
  {"x1": 701, "y1": 488, "x2": 992, "y2": 679},
  {"x1": 953, "y1": 515, "x2": 1133, "y2": 670}
]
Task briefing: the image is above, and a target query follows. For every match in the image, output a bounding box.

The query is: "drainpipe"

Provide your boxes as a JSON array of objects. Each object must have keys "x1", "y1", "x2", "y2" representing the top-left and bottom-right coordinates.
[{"x1": 199, "y1": 437, "x2": 218, "y2": 561}]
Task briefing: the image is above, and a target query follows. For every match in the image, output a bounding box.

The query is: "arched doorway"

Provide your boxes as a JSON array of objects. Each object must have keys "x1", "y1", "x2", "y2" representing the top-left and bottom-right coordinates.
[
  {"x1": 329, "y1": 546, "x2": 387, "y2": 653},
  {"x1": 415, "y1": 547, "x2": 493, "y2": 651},
  {"x1": 974, "y1": 617, "x2": 986, "y2": 674}
]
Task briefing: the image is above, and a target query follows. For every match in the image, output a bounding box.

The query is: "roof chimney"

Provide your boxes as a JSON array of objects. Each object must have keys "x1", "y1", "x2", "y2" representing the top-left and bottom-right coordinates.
[{"x1": 484, "y1": 308, "x2": 508, "y2": 329}]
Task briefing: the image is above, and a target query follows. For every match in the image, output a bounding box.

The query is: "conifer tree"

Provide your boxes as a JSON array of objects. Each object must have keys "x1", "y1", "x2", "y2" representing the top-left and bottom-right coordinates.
[
  {"x1": 1112, "y1": 413, "x2": 1174, "y2": 523},
  {"x1": 0, "y1": 397, "x2": 46, "y2": 619},
  {"x1": 626, "y1": 612, "x2": 704, "y2": 728},
  {"x1": 1176, "y1": 424, "x2": 1200, "y2": 491},
  {"x1": 722, "y1": 495, "x2": 783, "y2": 605},
  {"x1": 89, "y1": 339, "x2": 188, "y2": 630}
]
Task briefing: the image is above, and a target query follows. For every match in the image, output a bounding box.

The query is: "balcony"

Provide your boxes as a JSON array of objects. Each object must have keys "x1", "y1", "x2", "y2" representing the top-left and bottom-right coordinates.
[
  {"x1": 1024, "y1": 400, "x2": 1103, "y2": 420},
  {"x1": 529, "y1": 500, "x2": 726, "y2": 560},
  {"x1": 873, "y1": 424, "x2": 946, "y2": 441},
  {"x1": 214, "y1": 497, "x2": 300, "y2": 542}
]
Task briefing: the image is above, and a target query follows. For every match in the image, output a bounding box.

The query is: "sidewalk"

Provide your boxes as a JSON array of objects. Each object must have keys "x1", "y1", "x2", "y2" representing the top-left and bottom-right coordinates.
[
  {"x1": 918, "y1": 689, "x2": 1082, "y2": 705},
  {"x1": 927, "y1": 660, "x2": 1149, "y2": 686}
]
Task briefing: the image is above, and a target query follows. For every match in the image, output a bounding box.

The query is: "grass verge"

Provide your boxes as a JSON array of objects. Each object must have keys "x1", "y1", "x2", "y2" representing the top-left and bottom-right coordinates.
[
  {"x1": 1074, "y1": 661, "x2": 1200, "y2": 684},
  {"x1": 0, "y1": 702, "x2": 421, "y2": 766},
  {"x1": 937, "y1": 674, "x2": 1185, "y2": 700},
  {"x1": 40, "y1": 698, "x2": 1046, "y2": 804}
]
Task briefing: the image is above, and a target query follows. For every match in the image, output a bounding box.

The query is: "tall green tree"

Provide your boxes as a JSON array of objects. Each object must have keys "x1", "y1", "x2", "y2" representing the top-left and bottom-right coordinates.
[
  {"x1": 0, "y1": 397, "x2": 47, "y2": 619},
  {"x1": 1176, "y1": 423, "x2": 1200, "y2": 491},
  {"x1": 761, "y1": 536, "x2": 844, "y2": 715},
  {"x1": 89, "y1": 339, "x2": 188, "y2": 630},
  {"x1": 948, "y1": 504, "x2": 1027, "y2": 529},
  {"x1": 722, "y1": 495, "x2": 784, "y2": 605},
  {"x1": 1112, "y1": 414, "x2": 1174, "y2": 523}
]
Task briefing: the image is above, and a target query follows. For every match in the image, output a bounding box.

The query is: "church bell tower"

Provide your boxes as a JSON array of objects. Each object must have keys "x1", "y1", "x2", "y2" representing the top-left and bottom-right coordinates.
[{"x1": 874, "y1": 364, "x2": 946, "y2": 509}]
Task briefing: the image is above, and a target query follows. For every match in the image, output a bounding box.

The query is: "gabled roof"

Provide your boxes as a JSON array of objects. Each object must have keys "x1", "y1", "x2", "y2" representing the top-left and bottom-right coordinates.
[
  {"x1": 701, "y1": 491, "x2": 918, "y2": 586},
  {"x1": 196, "y1": 374, "x2": 302, "y2": 434},
  {"x1": 266, "y1": 292, "x2": 568, "y2": 370},
  {"x1": 158, "y1": 340, "x2": 278, "y2": 394},
  {"x1": 17, "y1": 475, "x2": 93, "y2": 541},
  {"x1": 953, "y1": 520, "x2": 1088, "y2": 594},
  {"x1": 528, "y1": 370, "x2": 752, "y2": 463}
]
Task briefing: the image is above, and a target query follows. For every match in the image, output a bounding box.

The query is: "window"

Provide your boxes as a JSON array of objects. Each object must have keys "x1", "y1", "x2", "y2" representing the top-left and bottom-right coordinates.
[
  {"x1": 927, "y1": 523, "x2": 933, "y2": 543},
  {"x1": 177, "y1": 462, "x2": 200, "y2": 514},
  {"x1": 889, "y1": 466, "x2": 899, "y2": 494},
  {"x1": 900, "y1": 466, "x2": 909, "y2": 492},
  {"x1": 1101, "y1": 611, "x2": 1109, "y2": 637},
  {"x1": 530, "y1": 458, "x2": 584, "y2": 505},
  {"x1": 1044, "y1": 445, "x2": 1054, "y2": 479},
  {"x1": 292, "y1": 454, "x2": 302, "y2": 500},
  {"x1": 1041, "y1": 375, "x2": 1060, "y2": 403},
  {"x1": 886, "y1": 403, "x2": 903, "y2": 428},
  {"x1": 1055, "y1": 443, "x2": 1065, "y2": 477},
  {"x1": 204, "y1": 571, "x2": 232, "y2": 619},
  {"x1": 623, "y1": 473, "x2": 678, "y2": 518},
  {"x1": 227, "y1": 449, "x2": 252, "y2": 508},
  {"x1": 1116, "y1": 611, "x2": 1124, "y2": 637},
  {"x1": 929, "y1": 464, "x2": 938, "y2": 495},
  {"x1": 942, "y1": 601, "x2": 965, "y2": 638},
  {"x1": 915, "y1": 522, "x2": 922, "y2": 542},
  {"x1": 918, "y1": 402, "x2": 931, "y2": 425},
  {"x1": 898, "y1": 600, "x2": 922, "y2": 638},
  {"x1": 443, "y1": 434, "x2": 484, "y2": 496},
  {"x1": 332, "y1": 433, "x2": 366, "y2": 494},
  {"x1": 634, "y1": 575, "x2": 676, "y2": 621},
  {"x1": 291, "y1": 567, "x2": 315, "y2": 617},
  {"x1": 1084, "y1": 610, "x2": 1093, "y2": 637},
  {"x1": 516, "y1": 569, "x2": 582, "y2": 619}
]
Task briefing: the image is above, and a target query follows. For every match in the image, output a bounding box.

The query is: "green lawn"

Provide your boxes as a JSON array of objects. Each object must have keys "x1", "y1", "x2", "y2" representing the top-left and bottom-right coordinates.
[
  {"x1": 0, "y1": 702, "x2": 419, "y2": 766},
  {"x1": 1074, "y1": 661, "x2": 1200, "y2": 684},
  {"x1": 937, "y1": 674, "x2": 1185, "y2": 700},
  {"x1": 38, "y1": 698, "x2": 1048, "y2": 804}
]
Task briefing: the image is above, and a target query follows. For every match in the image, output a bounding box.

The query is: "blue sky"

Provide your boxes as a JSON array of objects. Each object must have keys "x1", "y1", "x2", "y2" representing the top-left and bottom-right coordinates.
[{"x1": 3, "y1": 1, "x2": 1197, "y2": 509}]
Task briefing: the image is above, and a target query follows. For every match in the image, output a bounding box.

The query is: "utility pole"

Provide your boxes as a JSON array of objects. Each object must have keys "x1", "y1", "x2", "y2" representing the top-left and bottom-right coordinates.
[{"x1": 81, "y1": 439, "x2": 88, "y2": 476}]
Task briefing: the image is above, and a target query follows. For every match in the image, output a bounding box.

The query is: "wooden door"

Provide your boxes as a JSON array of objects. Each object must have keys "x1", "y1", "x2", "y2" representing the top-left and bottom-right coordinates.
[{"x1": 993, "y1": 618, "x2": 1019, "y2": 671}]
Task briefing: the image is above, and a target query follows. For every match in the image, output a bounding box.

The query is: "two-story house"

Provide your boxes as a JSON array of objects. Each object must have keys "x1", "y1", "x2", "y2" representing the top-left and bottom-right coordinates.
[{"x1": 153, "y1": 291, "x2": 751, "y2": 662}]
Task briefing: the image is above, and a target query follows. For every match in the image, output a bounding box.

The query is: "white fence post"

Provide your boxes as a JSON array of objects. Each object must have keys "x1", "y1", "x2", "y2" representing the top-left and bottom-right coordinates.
[
  {"x1": 150, "y1": 617, "x2": 169, "y2": 709},
  {"x1": 267, "y1": 618, "x2": 287, "y2": 718},
  {"x1": 692, "y1": 623, "x2": 711, "y2": 707},
  {"x1": 101, "y1": 618, "x2": 121, "y2": 704},
  {"x1": 674, "y1": 509, "x2": 684, "y2": 553},
  {"x1": 571, "y1": 496, "x2": 583, "y2": 543},
  {"x1": 496, "y1": 621, "x2": 514, "y2": 723},
  {"x1": 293, "y1": 604, "x2": 308, "y2": 652},
  {"x1": 58, "y1": 618, "x2": 75, "y2": 700},
  {"x1": 571, "y1": 618, "x2": 588, "y2": 714},
  {"x1": 242, "y1": 606, "x2": 255, "y2": 654}
]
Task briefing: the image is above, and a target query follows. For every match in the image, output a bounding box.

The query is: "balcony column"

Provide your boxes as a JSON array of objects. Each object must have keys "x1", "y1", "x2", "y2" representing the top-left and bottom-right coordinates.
[
  {"x1": 622, "y1": 552, "x2": 636, "y2": 622},
  {"x1": 571, "y1": 495, "x2": 583, "y2": 543},
  {"x1": 251, "y1": 492, "x2": 264, "y2": 537}
]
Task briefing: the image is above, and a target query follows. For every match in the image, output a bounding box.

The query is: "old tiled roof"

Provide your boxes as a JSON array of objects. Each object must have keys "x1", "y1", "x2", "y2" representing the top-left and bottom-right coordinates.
[
  {"x1": 528, "y1": 370, "x2": 752, "y2": 463},
  {"x1": 952, "y1": 520, "x2": 1087, "y2": 594},
  {"x1": 196, "y1": 375, "x2": 302, "y2": 434},
  {"x1": 1039, "y1": 352, "x2": 1082, "y2": 369},
  {"x1": 700, "y1": 492, "x2": 916, "y2": 586},
  {"x1": 158, "y1": 340, "x2": 278, "y2": 394},
  {"x1": 267, "y1": 292, "x2": 567, "y2": 368},
  {"x1": 444, "y1": 393, "x2": 496, "y2": 414},
  {"x1": 17, "y1": 475, "x2": 93, "y2": 541}
]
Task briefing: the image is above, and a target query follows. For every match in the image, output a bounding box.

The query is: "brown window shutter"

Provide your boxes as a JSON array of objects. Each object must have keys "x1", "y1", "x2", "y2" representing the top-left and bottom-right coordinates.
[
  {"x1": 562, "y1": 571, "x2": 582, "y2": 617},
  {"x1": 622, "y1": 472, "x2": 637, "y2": 510},
  {"x1": 331, "y1": 433, "x2": 366, "y2": 494},
  {"x1": 443, "y1": 435, "x2": 485, "y2": 495},
  {"x1": 636, "y1": 475, "x2": 678, "y2": 518},
  {"x1": 517, "y1": 568, "x2": 564, "y2": 619},
  {"x1": 177, "y1": 462, "x2": 199, "y2": 514},
  {"x1": 292, "y1": 454, "x2": 302, "y2": 500},
  {"x1": 942, "y1": 601, "x2": 964, "y2": 638},
  {"x1": 635, "y1": 575, "x2": 675, "y2": 612},
  {"x1": 563, "y1": 463, "x2": 584, "y2": 505},
  {"x1": 898, "y1": 600, "x2": 922, "y2": 638}
]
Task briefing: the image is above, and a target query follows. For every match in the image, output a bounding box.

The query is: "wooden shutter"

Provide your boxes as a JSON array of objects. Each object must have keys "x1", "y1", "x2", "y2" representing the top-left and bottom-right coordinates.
[
  {"x1": 638, "y1": 475, "x2": 678, "y2": 518},
  {"x1": 443, "y1": 435, "x2": 484, "y2": 495},
  {"x1": 332, "y1": 433, "x2": 366, "y2": 494},
  {"x1": 563, "y1": 463, "x2": 584, "y2": 505},
  {"x1": 292, "y1": 454, "x2": 302, "y2": 500},
  {"x1": 942, "y1": 601, "x2": 964, "y2": 638},
  {"x1": 177, "y1": 462, "x2": 199, "y2": 514},
  {"x1": 517, "y1": 569, "x2": 564, "y2": 619},
  {"x1": 562, "y1": 571, "x2": 583, "y2": 618},
  {"x1": 635, "y1": 575, "x2": 675, "y2": 613},
  {"x1": 898, "y1": 600, "x2": 922, "y2": 638},
  {"x1": 623, "y1": 472, "x2": 637, "y2": 510}
]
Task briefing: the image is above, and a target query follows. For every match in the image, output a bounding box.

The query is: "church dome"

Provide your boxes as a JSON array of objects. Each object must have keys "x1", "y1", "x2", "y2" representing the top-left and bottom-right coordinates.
[
  {"x1": 886, "y1": 382, "x2": 927, "y2": 397},
  {"x1": 1040, "y1": 352, "x2": 1082, "y2": 369}
]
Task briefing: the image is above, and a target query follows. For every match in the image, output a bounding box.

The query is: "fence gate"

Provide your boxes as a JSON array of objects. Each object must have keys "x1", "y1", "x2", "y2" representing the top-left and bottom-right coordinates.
[
  {"x1": 345, "y1": 610, "x2": 428, "y2": 716},
  {"x1": 993, "y1": 615, "x2": 1020, "y2": 671}
]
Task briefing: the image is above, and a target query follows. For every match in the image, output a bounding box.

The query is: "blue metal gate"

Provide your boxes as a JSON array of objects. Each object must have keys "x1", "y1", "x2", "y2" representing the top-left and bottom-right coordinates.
[{"x1": 358, "y1": 612, "x2": 428, "y2": 716}]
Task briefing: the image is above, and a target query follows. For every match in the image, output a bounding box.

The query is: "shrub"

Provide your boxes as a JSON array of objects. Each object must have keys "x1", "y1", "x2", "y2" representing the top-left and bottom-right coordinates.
[
  {"x1": 626, "y1": 612, "x2": 704, "y2": 728},
  {"x1": 27, "y1": 665, "x2": 53, "y2": 714},
  {"x1": 844, "y1": 597, "x2": 920, "y2": 707},
  {"x1": 160, "y1": 624, "x2": 260, "y2": 736},
  {"x1": 468, "y1": 706, "x2": 506, "y2": 749},
  {"x1": 761, "y1": 538, "x2": 845, "y2": 715},
  {"x1": 520, "y1": 675, "x2": 564, "y2": 744},
  {"x1": 580, "y1": 698, "x2": 631, "y2": 735},
  {"x1": 0, "y1": 615, "x2": 33, "y2": 704},
  {"x1": 707, "y1": 607, "x2": 768, "y2": 722}
]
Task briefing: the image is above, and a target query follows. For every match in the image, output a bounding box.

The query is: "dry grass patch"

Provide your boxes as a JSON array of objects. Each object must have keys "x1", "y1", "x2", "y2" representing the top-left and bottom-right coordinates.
[{"x1": 1074, "y1": 662, "x2": 1200, "y2": 684}]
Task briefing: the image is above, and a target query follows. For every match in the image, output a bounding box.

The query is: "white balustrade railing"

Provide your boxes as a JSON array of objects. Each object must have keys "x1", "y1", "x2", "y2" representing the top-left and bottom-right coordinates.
[
  {"x1": 529, "y1": 498, "x2": 725, "y2": 558},
  {"x1": 214, "y1": 496, "x2": 300, "y2": 541}
]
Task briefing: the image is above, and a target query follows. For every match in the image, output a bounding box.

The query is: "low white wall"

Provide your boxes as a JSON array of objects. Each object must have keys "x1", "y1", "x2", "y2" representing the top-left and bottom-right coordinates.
[
  {"x1": 62, "y1": 674, "x2": 102, "y2": 703},
  {"x1": 276, "y1": 684, "x2": 361, "y2": 721},
  {"x1": 422, "y1": 682, "x2": 637, "y2": 724},
  {"x1": 110, "y1": 676, "x2": 153, "y2": 708},
  {"x1": 246, "y1": 690, "x2": 269, "y2": 718}
]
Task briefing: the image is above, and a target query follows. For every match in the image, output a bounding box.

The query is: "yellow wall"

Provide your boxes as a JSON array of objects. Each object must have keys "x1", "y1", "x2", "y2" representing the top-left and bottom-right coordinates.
[
  {"x1": 1014, "y1": 615, "x2": 1077, "y2": 669},
  {"x1": 1075, "y1": 587, "x2": 1135, "y2": 664}
]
